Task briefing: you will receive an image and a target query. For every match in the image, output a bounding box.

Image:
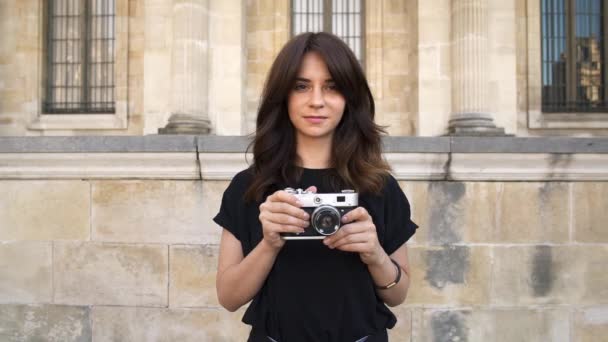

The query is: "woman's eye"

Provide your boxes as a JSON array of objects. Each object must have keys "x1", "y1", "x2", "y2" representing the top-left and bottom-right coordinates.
[
  {"x1": 325, "y1": 84, "x2": 338, "y2": 91},
  {"x1": 294, "y1": 83, "x2": 308, "y2": 91}
]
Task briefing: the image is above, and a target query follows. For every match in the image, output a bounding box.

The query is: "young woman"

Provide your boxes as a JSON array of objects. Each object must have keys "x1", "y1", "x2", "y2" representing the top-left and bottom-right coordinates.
[{"x1": 214, "y1": 32, "x2": 418, "y2": 342}]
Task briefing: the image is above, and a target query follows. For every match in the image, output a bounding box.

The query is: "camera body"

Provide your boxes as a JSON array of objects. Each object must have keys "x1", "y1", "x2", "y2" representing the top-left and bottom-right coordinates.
[{"x1": 280, "y1": 187, "x2": 358, "y2": 240}]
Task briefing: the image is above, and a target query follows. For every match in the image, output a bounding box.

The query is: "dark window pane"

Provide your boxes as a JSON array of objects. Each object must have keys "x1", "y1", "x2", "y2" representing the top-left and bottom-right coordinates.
[
  {"x1": 45, "y1": 0, "x2": 115, "y2": 114},
  {"x1": 292, "y1": 0, "x2": 364, "y2": 64},
  {"x1": 541, "y1": 0, "x2": 607, "y2": 112}
]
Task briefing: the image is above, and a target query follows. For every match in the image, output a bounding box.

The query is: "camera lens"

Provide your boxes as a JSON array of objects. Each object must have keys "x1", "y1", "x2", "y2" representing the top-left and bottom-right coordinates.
[{"x1": 311, "y1": 205, "x2": 341, "y2": 235}]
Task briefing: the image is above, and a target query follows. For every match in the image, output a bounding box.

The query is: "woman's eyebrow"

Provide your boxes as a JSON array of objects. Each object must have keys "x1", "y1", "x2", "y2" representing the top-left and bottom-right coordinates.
[{"x1": 294, "y1": 77, "x2": 335, "y2": 83}]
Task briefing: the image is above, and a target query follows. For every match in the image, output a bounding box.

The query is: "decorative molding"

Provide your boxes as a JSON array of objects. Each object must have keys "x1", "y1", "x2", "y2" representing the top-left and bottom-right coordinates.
[
  {"x1": 449, "y1": 153, "x2": 608, "y2": 181},
  {"x1": 1, "y1": 137, "x2": 608, "y2": 180},
  {"x1": 198, "y1": 153, "x2": 252, "y2": 180},
  {"x1": 384, "y1": 153, "x2": 449, "y2": 180},
  {"x1": 0, "y1": 153, "x2": 199, "y2": 179}
]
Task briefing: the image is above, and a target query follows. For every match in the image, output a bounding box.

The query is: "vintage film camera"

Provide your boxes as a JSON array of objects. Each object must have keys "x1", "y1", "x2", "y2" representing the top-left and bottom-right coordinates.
[{"x1": 280, "y1": 187, "x2": 358, "y2": 240}]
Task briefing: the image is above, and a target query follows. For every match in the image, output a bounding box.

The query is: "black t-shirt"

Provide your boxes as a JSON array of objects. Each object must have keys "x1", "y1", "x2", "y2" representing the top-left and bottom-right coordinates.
[{"x1": 213, "y1": 167, "x2": 418, "y2": 342}]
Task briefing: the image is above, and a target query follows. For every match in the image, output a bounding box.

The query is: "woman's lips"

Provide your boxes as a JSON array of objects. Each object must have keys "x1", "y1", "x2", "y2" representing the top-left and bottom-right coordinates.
[{"x1": 303, "y1": 116, "x2": 327, "y2": 124}]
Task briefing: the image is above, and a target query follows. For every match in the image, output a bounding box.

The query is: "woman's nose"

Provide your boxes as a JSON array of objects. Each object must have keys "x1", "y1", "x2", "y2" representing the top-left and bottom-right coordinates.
[{"x1": 309, "y1": 86, "x2": 325, "y2": 108}]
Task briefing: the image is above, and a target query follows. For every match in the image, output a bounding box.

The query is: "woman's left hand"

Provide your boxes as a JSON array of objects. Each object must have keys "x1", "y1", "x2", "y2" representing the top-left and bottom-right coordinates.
[{"x1": 323, "y1": 207, "x2": 386, "y2": 266}]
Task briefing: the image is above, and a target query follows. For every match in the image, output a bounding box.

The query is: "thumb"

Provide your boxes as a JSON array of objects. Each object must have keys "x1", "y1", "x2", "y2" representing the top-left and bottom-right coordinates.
[{"x1": 305, "y1": 186, "x2": 317, "y2": 193}]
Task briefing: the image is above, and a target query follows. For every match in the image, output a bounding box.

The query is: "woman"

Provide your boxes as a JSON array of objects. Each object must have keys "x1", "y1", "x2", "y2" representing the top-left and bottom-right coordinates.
[{"x1": 214, "y1": 32, "x2": 418, "y2": 342}]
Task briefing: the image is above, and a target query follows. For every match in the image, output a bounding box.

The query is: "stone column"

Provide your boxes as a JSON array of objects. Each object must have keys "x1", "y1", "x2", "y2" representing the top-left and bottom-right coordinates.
[
  {"x1": 448, "y1": 0, "x2": 505, "y2": 135},
  {"x1": 159, "y1": 0, "x2": 211, "y2": 134}
]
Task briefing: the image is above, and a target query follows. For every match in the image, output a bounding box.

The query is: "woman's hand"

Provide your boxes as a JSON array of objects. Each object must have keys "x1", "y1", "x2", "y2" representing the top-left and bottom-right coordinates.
[
  {"x1": 258, "y1": 186, "x2": 316, "y2": 250},
  {"x1": 322, "y1": 207, "x2": 387, "y2": 266}
]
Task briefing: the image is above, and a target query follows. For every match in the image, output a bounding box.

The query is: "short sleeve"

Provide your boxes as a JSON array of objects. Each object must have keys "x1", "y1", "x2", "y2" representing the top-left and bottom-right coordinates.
[
  {"x1": 382, "y1": 175, "x2": 418, "y2": 255},
  {"x1": 212, "y1": 171, "x2": 249, "y2": 242}
]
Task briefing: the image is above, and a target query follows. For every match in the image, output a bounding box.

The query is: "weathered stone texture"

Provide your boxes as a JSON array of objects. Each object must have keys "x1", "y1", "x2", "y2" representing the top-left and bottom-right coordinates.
[
  {"x1": 0, "y1": 181, "x2": 90, "y2": 240},
  {"x1": 492, "y1": 245, "x2": 608, "y2": 306},
  {"x1": 91, "y1": 306, "x2": 250, "y2": 341},
  {"x1": 53, "y1": 242, "x2": 168, "y2": 306},
  {"x1": 496, "y1": 182, "x2": 570, "y2": 243},
  {"x1": 388, "y1": 306, "x2": 412, "y2": 342},
  {"x1": 201, "y1": 180, "x2": 230, "y2": 243},
  {"x1": 0, "y1": 242, "x2": 52, "y2": 303},
  {"x1": 92, "y1": 180, "x2": 209, "y2": 244},
  {"x1": 0, "y1": 304, "x2": 91, "y2": 342},
  {"x1": 413, "y1": 308, "x2": 569, "y2": 342},
  {"x1": 407, "y1": 246, "x2": 491, "y2": 305},
  {"x1": 399, "y1": 181, "x2": 429, "y2": 244},
  {"x1": 573, "y1": 307, "x2": 608, "y2": 342},
  {"x1": 573, "y1": 182, "x2": 608, "y2": 242},
  {"x1": 170, "y1": 244, "x2": 219, "y2": 308},
  {"x1": 402, "y1": 182, "x2": 570, "y2": 244}
]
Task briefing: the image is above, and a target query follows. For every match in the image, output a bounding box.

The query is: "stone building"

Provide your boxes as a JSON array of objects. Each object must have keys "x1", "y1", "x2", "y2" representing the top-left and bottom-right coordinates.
[{"x1": 0, "y1": 0, "x2": 607, "y2": 341}]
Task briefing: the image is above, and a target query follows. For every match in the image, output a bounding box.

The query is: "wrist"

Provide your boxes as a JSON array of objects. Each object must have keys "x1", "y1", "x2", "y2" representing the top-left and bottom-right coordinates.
[
  {"x1": 375, "y1": 258, "x2": 402, "y2": 290},
  {"x1": 367, "y1": 248, "x2": 389, "y2": 268},
  {"x1": 259, "y1": 237, "x2": 282, "y2": 254}
]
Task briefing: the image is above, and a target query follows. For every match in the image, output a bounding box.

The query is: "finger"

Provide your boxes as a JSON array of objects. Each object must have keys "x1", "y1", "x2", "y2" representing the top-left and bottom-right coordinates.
[
  {"x1": 264, "y1": 221, "x2": 306, "y2": 234},
  {"x1": 265, "y1": 202, "x2": 310, "y2": 220},
  {"x1": 341, "y1": 207, "x2": 371, "y2": 224},
  {"x1": 333, "y1": 242, "x2": 371, "y2": 253},
  {"x1": 327, "y1": 229, "x2": 376, "y2": 249},
  {"x1": 323, "y1": 221, "x2": 371, "y2": 245},
  {"x1": 268, "y1": 190, "x2": 301, "y2": 207},
  {"x1": 304, "y1": 186, "x2": 317, "y2": 193},
  {"x1": 267, "y1": 212, "x2": 309, "y2": 228},
  {"x1": 326, "y1": 232, "x2": 372, "y2": 249}
]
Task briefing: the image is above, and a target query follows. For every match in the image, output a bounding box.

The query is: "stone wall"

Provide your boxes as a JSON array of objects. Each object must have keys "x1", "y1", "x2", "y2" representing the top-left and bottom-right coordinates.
[{"x1": 1, "y1": 136, "x2": 607, "y2": 341}]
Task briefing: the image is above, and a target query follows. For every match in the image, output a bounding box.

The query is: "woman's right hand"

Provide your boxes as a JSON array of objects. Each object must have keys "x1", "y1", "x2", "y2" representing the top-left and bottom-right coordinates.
[{"x1": 258, "y1": 186, "x2": 316, "y2": 250}]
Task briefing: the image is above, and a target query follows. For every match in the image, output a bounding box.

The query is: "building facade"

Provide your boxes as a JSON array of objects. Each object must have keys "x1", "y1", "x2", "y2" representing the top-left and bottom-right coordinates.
[
  {"x1": 1, "y1": 1, "x2": 608, "y2": 341},
  {"x1": 2, "y1": 0, "x2": 608, "y2": 137}
]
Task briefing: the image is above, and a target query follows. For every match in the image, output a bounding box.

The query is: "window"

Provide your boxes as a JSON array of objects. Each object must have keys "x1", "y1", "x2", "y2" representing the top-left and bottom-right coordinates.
[
  {"x1": 45, "y1": 0, "x2": 115, "y2": 114},
  {"x1": 291, "y1": 0, "x2": 364, "y2": 63},
  {"x1": 541, "y1": 0, "x2": 607, "y2": 112}
]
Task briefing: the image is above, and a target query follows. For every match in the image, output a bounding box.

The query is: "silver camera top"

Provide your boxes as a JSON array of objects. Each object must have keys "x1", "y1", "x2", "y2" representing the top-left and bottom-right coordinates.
[{"x1": 284, "y1": 188, "x2": 358, "y2": 207}]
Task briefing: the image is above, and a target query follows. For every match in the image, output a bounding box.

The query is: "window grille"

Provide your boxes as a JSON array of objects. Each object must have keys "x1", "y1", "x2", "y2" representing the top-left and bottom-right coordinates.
[
  {"x1": 45, "y1": 0, "x2": 115, "y2": 114},
  {"x1": 541, "y1": 0, "x2": 608, "y2": 112},
  {"x1": 291, "y1": 0, "x2": 364, "y2": 64}
]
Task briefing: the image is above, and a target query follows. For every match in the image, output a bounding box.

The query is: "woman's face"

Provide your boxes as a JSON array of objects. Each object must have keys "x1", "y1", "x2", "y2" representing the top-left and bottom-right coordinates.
[{"x1": 287, "y1": 51, "x2": 346, "y2": 143}]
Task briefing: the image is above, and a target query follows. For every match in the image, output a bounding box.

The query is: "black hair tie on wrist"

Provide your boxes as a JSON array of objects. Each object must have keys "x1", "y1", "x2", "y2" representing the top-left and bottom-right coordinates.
[{"x1": 375, "y1": 258, "x2": 401, "y2": 290}]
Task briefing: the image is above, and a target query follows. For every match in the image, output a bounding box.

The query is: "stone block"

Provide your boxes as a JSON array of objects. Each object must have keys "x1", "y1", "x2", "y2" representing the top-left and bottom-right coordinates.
[
  {"x1": 54, "y1": 242, "x2": 168, "y2": 306},
  {"x1": 573, "y1": 182, "x2": 608, "y2": 242},
  {"x1": 496, "y1": 182, "x2": 569, "y2": 243},
  {"x1": 91, "y1": 306, "x2": 250, "y2": 341},
  {"x1": 573, "y1": 307, "x2": 608, "y2": 342},
  {"x1": 0, "y1": 181, "x2": 90, "y2": 240},
  {"x1": 403, "y1": 181, "x2": 569, "y2": 244},
  {"x1": 491, "y1": 245, "x2": 608, "y2": 306},
  {"x1": 170, "y1": 244, "x2": 219, "y2": 308},
  {"x1": 388, "y1": 306, "x2": 412, "y2": 342},
  {"x1": 0, "y1": 241, "x2": 52, "y2": 303},
  {"x1": 202, "y1": 180, "x2": 231, "y2": 243},
  {"x1": 0, "y1": 304, "x2": 91, "y2": 342},
  {"x1": 92, "y1": 180, "x2": 210, "y2": 244},
  {"x1": 399, "y1": 181, "x2": 426, "y2": 245},
  {"x1": 384, "y1": 47, "x2": 408, "y2": 74},
  {"x1": 413, "y1": 308, "x2": 569, "y2": 342},
  {"x1": 407, "y1": 246, "x2": 491, "y2": 305},
  {"x1": 409, "y1": 182, "x2": 469, "y2": 245},
  {"x1": 456, "y1": 182, "x2": 499, "y2": 243}
]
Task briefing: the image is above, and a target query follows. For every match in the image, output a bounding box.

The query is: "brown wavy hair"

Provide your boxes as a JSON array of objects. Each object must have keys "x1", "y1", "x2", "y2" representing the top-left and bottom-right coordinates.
[{"x1": 244, "y1": 32, "x2": 391, "y2": 202}]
